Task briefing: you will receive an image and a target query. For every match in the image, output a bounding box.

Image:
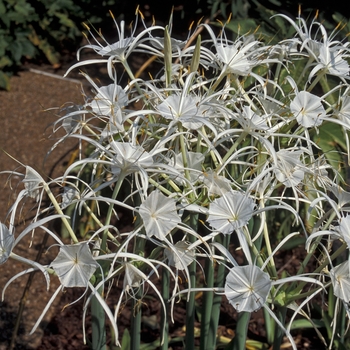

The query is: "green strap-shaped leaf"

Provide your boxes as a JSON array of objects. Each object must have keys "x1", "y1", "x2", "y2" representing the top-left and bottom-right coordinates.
[
  {"x1": 164, "y1": 25, "x2": 172, "y2": 88},
  {"x1": 190, "y1": 34, "x2": 201, "y2": 74}
]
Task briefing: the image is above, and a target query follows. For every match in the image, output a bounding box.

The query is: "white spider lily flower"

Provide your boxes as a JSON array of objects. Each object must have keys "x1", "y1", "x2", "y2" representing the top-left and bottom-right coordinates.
[
  {"x1": 139, "y1": 190, "x2": 181, "y2": 240},
  {"x1": 170, "y1": 151, "x2": 205, "y2": 185},
  {"x1": 23, "y1": 166, "x2": 44, "y2": 202},
  {"x1": 337, "y1": 95, "x2": 350, "y2": 128},
  {"x1": 201, "y1": 169, "x2": 232, "y2": 196},
  {"x1": 88, "y1": 83, "x2": 128, "y2": 117},
  {"x1": 164, "y1": 241, "x2": 195, "y2": 270},
  {"x1": 309, "y1": 45, "x2": 350, "y2": 80},
  {"x1": 0, "y1": 223, "x2": 14, "y2": 265},
  {"x1": 330, "y1": 261, "x2": 350, "y2": 302},
  {"x1": 308, "y1": 215, "x2": 350, "y2": 251},
  {"x1": 278, "y1": 13, "x2": 350, "y2": 81},
  {"x1": 159, "y1": 63, "x2": 184, "y2": 82},
  {"x1": 207, "y1": 191, "x2": 255, "y2": 234},
  {"x1": 239, "y1": 105, "x2": 270, "y2": 131},
  {"x1": 276, "y1": 13, "x2": 321, "y2": 59},
  {"x1": 216, "y1": 41, "x2": 258, "y2": 76},
  {"x1": 328, "y1": 184, "x2": 350, "y2": 208},
  {"x1": 225, "y1": 264, "x2": 272, "y2": 312},
  {"x1": 334, "y1": 215, "x2": 350, "y2": 247},
  {"x1": 274, "y1": 149, "x2": 305, "y2": 188},
  {"x1": 151, "y1": 37, "x2": 186, "y2": 55},
  {"x1": 61, "y1": 186, "x2": 79, "y2": 209},
  {"x1": 157, "y1": 94, "x2": 209, "y2": 130},
  {"x1": 109, "y1": 141, "x2": 154, "y2": 177},
  {"x1": 61, "y1": 105, "x2": 82, "y2": 135},
  {"x1": 51, "y1": 243, "x2": 100, "y2": 288},
  {"x1": 290, "y1": 91, "x2": 325, "y2": 128},
  {"x1": 124, "y1": 262, "x2": 143, "y2": 289},
  {"x1": 64, "y1": 12, "x2": 164, "y2": 79}
]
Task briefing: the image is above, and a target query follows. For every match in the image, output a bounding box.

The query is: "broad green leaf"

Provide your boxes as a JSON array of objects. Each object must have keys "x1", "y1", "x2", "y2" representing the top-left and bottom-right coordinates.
[
  {"x1": 289, "y1": 318, "x2": 324, "y2": 330},
  {"x1": 0, "y1": 70, "x2": 11, "y2": 90},
  {"x1": 121, "y1": 328, "x2": 130, "y2": 350},
  {"x1": 0, "y1": 56, "x2": 12, "y2": 69},
  {"x1": 314, "y1": 123, "x2": 347, "y2": 150},
  {"x1": 225, "y1": 18, "x2": 259, "y2": 36}
]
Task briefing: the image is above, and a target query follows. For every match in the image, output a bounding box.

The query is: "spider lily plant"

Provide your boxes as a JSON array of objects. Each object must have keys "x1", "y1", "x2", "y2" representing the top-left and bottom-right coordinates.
[{"x1": 3, "y1": 7, "x2": 350, "y2": 350}]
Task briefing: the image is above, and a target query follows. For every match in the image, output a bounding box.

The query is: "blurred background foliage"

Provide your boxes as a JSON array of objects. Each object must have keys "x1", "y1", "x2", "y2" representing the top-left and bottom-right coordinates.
[{"x1": 0, "y1": 0, "x2": 349, "y2": 90}]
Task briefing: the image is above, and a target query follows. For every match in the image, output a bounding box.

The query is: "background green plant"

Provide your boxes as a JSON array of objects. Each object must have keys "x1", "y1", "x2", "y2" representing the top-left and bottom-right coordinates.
[
  {"x1": 0, "y1": 0, "x2": 122, "y2": 90},
  {"x1": 0, "y1": 0, "x2": 349, "y2": 91}
]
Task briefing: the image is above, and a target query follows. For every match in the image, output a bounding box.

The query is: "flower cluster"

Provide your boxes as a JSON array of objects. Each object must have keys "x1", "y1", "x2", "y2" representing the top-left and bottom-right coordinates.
[{"x1": 2, "y1": 9, "x2": 350, "y2": 349}]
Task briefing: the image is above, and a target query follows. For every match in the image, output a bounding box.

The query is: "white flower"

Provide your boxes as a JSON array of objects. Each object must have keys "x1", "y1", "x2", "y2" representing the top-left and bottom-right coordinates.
[
  {"x1": 51, "y1": 243, "x2": 100, "y2": 288},
  {"x1": 310, "y1": 45, "x2": 350, "y2": 79},
  {"x1": 335, "y1": 215, "x2": 350, "y2": 247},
  {"x1": 88, "y1": 83, "x2": 128, "y2": 117},
  {"x1": 110, "y1": 141, "x2": 154, "y2": 176},
  {"x1": 337, "y1": 95, "x2": 350, "y2": 128},
  {"x1": 225, "y1": 264, "x2": 272, "y2": 312},
  {"x1": 207, "y1": 191, "x2": 255, "y2": 234},
  {"x1": 274, "y1": 149, "x2": 305, "y2": 188},
  {"x1": 139, "y1": 191, "x2": 181, "y2": 240},
  {"x1": 239, "y1": 105, "x2": 270, "y2": 131},
  {"x1": 123, "y1": 262, "x2": 143, "y2": 289},
  {"x1": 216, "y1": 42, "x2": 257, "y2": 75},
  {"x1": 23, "y1": 166, "x2": 44, "y2": 202},
  {"x1": 290, "y1": 91, "x2": 325, "y2": 128},
  {"x1": 64, "y1": 12, "x2": 164, "y2": 79},
  {"x1": 170, "y1": 151, "x2": 205, "y2": 185},
  {"x1": 201, "y1": 169, "x2": 232, "y2": 196},
  {"x1": 330, "y1": 261, "x2": 350, "y2": 302},
  {"x1": 328, "y1": 184, "x2": 350, "y2": 208},
  {"x1": 164, "y1": 241, "x2": 195, "y2": 270},
  {"x1": 61, "y1": 187, "x2": 79, "y2": 209},
  {"x1": 157, "y1": 94, "x2": 209, "y2": 130},
  {"x1": 0, "y1": 223, "x2": 14, "y2": 265}
]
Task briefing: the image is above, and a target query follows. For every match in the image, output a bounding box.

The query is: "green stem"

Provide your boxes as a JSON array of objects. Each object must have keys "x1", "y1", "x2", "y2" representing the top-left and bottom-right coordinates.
[
  {"x1": 230, "y1": 312, "x2": 250, "y2": 350},
  {"x1": 179, "y1": 128, "x2": 191, "y2": 181},
  {"x1": 307, "y1": 70, "x2": 326, "y2": 93},
  {"x1": 91, "y1": 286, "x2": 107, "y2": 350},
  {"x1": 207, "y1": 234, "x2": 230, "y2": 348},
  {"x1": 233, "y1": 77, "x2": 259, "y2": 111},
  {"x1": 131, "y1": 292, "x2": 142, "y2": 350},
  {"x1": 122, "y1": 59, "x2": 145, "y2": 99},
  {"x1": 200, "y1": 258, "x2": 214, "y2": 350},
  {"x1": 215, "y1": 132, "x2": 248, "y2": 174},
  {"x1": 101, "y1": 172, "x2": 125, "y2": 252},
  {"x1": 82, "y1": 202, "x2": 118, "y2": 244},
  {"x1": 272, "y1": 307, "x2": 287, "y2": 350},
  {"x1": 43, "y1": 182, "x2": 78, "y2": 243},
  {"x1": 131, "y1": 193, "x2": 145, "y2": 350},
  {"x1": 263, "y1": 307, "x2": 275, "y2": 345},
  {"x1": 185, "y1": 213, "x2": 198, "y2": 350},
  {"x1": 160, "y1": 267, "x2": 170, "y2": 350},
  {"x1": 91, "y1": 172, "x2": 125, "y2": 350}
]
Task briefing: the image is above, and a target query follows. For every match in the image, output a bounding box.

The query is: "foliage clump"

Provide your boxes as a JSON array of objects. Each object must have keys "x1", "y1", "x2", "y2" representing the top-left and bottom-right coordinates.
[
  {"x1": 3, "y1": 5, "x2": 350, "y2": 350},
  {"x1": 0, "y1": 0, "x2": 119, "y2": 90}
]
